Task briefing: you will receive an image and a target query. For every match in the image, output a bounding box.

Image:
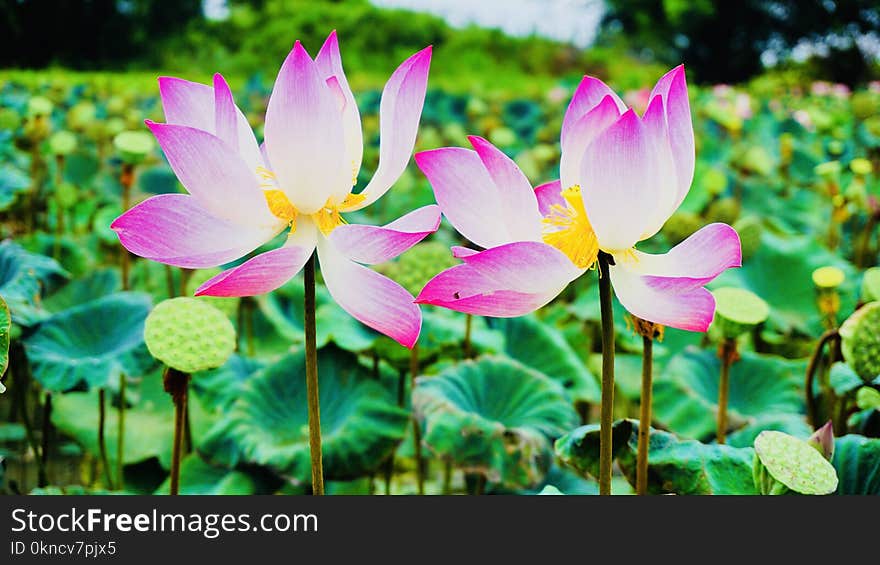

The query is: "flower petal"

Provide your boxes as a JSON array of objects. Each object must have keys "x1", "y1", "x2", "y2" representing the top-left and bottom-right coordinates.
[
  {"x1": 559, "y1": 95, "x2": 621, "y2": 191},
  {"x1": 111, "y1": 194, "x2": 279, "y2": 269},
  {"x1": 458, "y1": 241, "x2": 582, "y2": 294},
  {"x1": 637, "y1": 94, "x2": 680, "y2": 240},
  {"x1": 579, "y1": 109, "x2": 663, "y2": 251},
  {"x1": 145, "y1": 120, "x2": 276, "y2": 227},
  {"x1": 415, "y1": 263, "x2": 561, "y2": 317},
  {"x1": 610, "y1": 266, "x2": 716, "y2": 332},
  {"x1": 451, "y1": 246, "x2": 479, "y2": 258},
  {"x1": 317, "y1": 237, "x2": 421, "y2": 348},
  {"x1": 195, "y1": 222, "x2": 317, "y2": 297},
  {"x1": 561, "y1": 76, "x2": 627, "y2": 150},
  {"x1": 264, "y1": 41, "x2": 349, "y2": 214},
  {"x1": 213, "y1": 73, "x2": 238, "y2": 152},
  {"x1": 157, "y1": 76, "x2": 264, "y2": 175},
  {"x1": 415, "y1": 147, "x2": 510, "y2": 248},
  {"x1": 328, "y1": 204, "x2": 441, "y2": 264},
  {"x1": 534, "y1": 180, "x2": 563, "y2": 217},
  {"x1": 345, "y1": 46, "x2": 432, "y2": 211},
  {"x1": 316, "y1": 30, "x2": 364, "y2": 183},
  {"x1": 649, "y1": 65, "x2": 694, "y2": 207},
  {"x1": 468, "y1": 136, "x2": 542, "y2": 241},
  {"x1": 616, "y1": 223, "x2": 742, "y2": 283}
]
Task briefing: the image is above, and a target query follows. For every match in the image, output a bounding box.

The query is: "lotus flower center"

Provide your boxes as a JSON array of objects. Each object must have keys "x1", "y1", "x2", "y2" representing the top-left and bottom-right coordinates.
[
  {"x1": 260, "y1": 166, "x2": 368, "y2": 236},
  {"x1": 541, "y1": 185, "x2": 599, "y2": 269}
]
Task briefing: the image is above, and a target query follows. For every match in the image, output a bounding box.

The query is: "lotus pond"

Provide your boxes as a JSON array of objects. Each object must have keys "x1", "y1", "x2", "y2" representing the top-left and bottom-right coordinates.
[{"x1": 1, "y1": 49, "x2": 880, "y2": 496}]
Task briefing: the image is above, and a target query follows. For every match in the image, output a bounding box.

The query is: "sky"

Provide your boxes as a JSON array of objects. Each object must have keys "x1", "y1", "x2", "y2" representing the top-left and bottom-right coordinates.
[{"x1": 370, "y1": 0, "x2": 605, "y2": 47}]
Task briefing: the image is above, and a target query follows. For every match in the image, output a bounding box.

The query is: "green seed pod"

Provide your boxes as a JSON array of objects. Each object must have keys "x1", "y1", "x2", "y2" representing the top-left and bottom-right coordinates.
[
  {"x1": 839, "y1": 302, "x2": 880, "y2": 383},
  {"x1": 106, "y1": 118, "x2": 127, "y2": 137},
  {"x1": 732, "y1": 216, "x2": 762, "y2": 260},
  {"x1": 711, "y1": 287, "x2": 770, "y2": 339},
  {"x1": 850, "y1": 157, "x2": 873, "y2": 177},
  {"x1": 701, "y1": 167, "x2": 728, "y2": 196},
  {"x1": 0, "y1": 108, "x2": 20, "y2": 131},
  {"x1": 144, "y1": 297, "x2": 236, "y2": 374},
  {"x1": 185, "y1": 268, "x2": 241, "y2": 319},
  {"x1": 753, "y1": 430, "x2": 838, "y2": 495},
  {"x1": 851, "y1": 92, "x2": 878, "y2": 121},
  {"x1": 661, "y1": 211, "x2": 702, "y2": 246},
  {"x1": 861, "y1": 267, "x2": 880, "y2": 303},
  {"x1": 706, "y1": 197, "x2": 741, "y2": 225},
  {"x1": 48, "y1": 130, "x2": 77, "y2": 156},
  {"x1": 856, "y1": 386, "x2": 880, "y2": 411},
  {"x1": 27, "y1": 96, "x2": 53, "y2": 118},
  {"x1": 811, "y1": 266, "x2": 845, "y2": 290},
  {"x1": 739, "y1": 146, "x2": 773, "y2": 176},
  {"x1": 814, "y1": 160, "x2": 842, "y2": 180},
  {"x1": 827, "y1": 140, "x2": 845, "y2": 156},
  {"x1": 488, "y1": 126, "x2": 516, "y2": 148},
  {"x1": 67, "y1": 102, "x2": 97, "y2": 131},
  {"x1": 55, "y1": 182, "x2": 78, "y2": 209},
  {"x1": 114, "y1": 131, "x2": 154, "y2": 165},
  {"x1": 394, "y1": 242, "x2": 460, "y2": 296}
]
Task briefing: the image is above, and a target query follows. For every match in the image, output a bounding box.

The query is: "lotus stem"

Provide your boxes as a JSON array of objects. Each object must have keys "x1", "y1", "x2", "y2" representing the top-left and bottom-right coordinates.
[
  {"x1": 597, "y1": 251, "x2": 616, "y2": 495},
  {"x1": 53, "y1": 155, "x2": 65, "y2": 261},
  {"x1": 98, "y1": 388, "x2": 114, "y2": 490},
  {"x1": 120, "y1": 163, "x2": 134, "y2": 291},
  {"x1": 40, "y1": 391, "x2": 52, "y2": 487},
  {"x1": 303, "y1": 254, "x2": 324, "y2": 495},
  {"x1": 443, "y1": 460, "x2": 453, "y2": 495},
  {"x1": 463, "y1": 314, "x2": 473, "y2": 358},
  {"x1": 163, "y1": 367, "x2": 189, "y2": 495},
  {"x1": 636, "y1": 333, "x2": 654, "y2": 495},
  {"x1": 116, "y1": 373, "x2": 126, "y2": 489},
  {"x1": 11, "y1": 343, "x2": 45, "y2": 490},
  {"x1": 716, "y1": 338, "x2": 738, "y2": 444},
  {"x1": 805, "y1": 329, "x2": 840, "y2": 428},
  {"x1": 410, "y1": 342, "x2": 424, "y2": 495}
]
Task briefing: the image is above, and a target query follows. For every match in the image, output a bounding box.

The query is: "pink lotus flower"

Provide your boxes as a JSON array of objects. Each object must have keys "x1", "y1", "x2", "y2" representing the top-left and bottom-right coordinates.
[
  {"x1": 112, "y1": 32, "x2": 437, "y2": 348},
  {"x1": 414, "y1": 66, "x2": 742, "y2": 332}
]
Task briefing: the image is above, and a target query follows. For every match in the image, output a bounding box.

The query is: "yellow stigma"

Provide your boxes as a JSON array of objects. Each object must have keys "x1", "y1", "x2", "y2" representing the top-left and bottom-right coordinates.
[
  {"x1": 264, "y1": 189, "x2": 297, "y2": 228},
  {"x1": 541, "y1": 185, "x2": 599, "y2": 269},
  {"x1": 339, "y1": 192, "x2": 366, "y2": 211},
  {"x1": 313, "y1": 197, "x2": 351, "y2": 235}
]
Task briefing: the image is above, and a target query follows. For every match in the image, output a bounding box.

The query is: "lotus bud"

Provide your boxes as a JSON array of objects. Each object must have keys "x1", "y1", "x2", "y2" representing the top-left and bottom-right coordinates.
[
  {"x1": 752, "y1": 430, "x2": 838, "y2": 495},
  {"x1": 839, "y1": 302, "x2": 880, "y2": 383},
  {"x1": 807, "y1": 421, "x2": 835, "y2": 461},
  {"x1": 711, "y1": 287, "x2": 769, "y2": 340}
]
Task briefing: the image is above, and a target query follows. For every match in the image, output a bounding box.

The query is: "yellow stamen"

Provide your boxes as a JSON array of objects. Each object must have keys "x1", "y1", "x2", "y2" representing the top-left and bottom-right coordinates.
[
  {"x1": 542, "y1": 185, "x2": 599, "y2": 269},
  {"x1": 339, "y1": 192, "x2": 367, "y2": 211},
  {"x1": 264, "y1": 189, "x2": 298, "y2": 229},
  {"x1": 313, "y1": 201, "x2": 348, "y2": 235}
]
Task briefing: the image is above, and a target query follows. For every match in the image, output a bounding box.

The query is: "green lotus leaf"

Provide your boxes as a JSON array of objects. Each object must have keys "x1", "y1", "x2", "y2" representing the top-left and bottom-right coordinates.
[
  {"x1": 711, "y1": 232, "x2": 858, "y2": 335},
  {"x1": 415, "y1": 356, "x2": 577, "y2": 489},
  {"x1": 63, "y1": 153, "x2": 100, "y2": 186},
  {"x1": 138, "y1": 165, "x2": 180, "y2": 195},
  {"x1": 42, "y1": 269, "x2": 120, "y2": 313},
  {"x1": 496, "y1": 314, "x2": 600, "y2": 404},
  {"x1": 144, "y1": 297, "x2": 236, "y2": 373},
  {"x1": 0, "y1": 240, "x2": 68, "y2": 325},
  {"x1": 0, "y1": 296, "x2": 9, "y2": 380},
  {"x1": 154, "y1": 454, "x2": 276, "y2": 495},
  {"x1": 554, "y1": 419, "x2": 758, "y2": 494},
  {"x1": 24, "y1": 292, "x2": 155, "y2": 391},
  {"x1": 51, "y1": 367, "x2": 212, "y2": 471},
  {"x1": 206, "y1": 346, "x2": 409, "y2": 483},
  {"x1": 828, "y1": 361, "x2": 865, "y2": 395},
  {"x1": 19, "y1": 232, "x2": 97, "y2": 278},
  {"x1": 652, "y1": 348, "x2": 809, "y2": 445},
  {"x1": 193, "y1": 354, "x2": 264, "y2": 412},
  {"x1": 0, "y1": 164, "x2": 31, "y2": 212},
  {"x1": 754, "y1": 430, "x2": 838, "y2": 495},
  {"x1": 831, "y1": 434, "x2": 880, "y2": 495}
]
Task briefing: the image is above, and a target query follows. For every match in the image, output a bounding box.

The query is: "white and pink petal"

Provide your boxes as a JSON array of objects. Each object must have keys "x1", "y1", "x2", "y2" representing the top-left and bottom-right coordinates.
[{"x1": 328, "y1": 205, "x2": 441, "y2": 264}]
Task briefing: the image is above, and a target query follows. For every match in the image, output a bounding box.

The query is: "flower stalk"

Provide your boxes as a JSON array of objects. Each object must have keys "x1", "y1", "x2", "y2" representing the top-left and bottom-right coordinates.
[
  {"x1": 597, "y1": 251, "x2": 616, "y2": 495},
  {"x1": 634, "y1": 318, "x2": 661, "y2": 495},
  {"x1": 303, "y1": 254, "x2": 324, "y2": 495},
  {"x1": 410, "y1": 342, "x2": 424, "y2": 494},
  {"x1": 163, "y1": 367, "x2": 189, "y2": 495},
  {"x1": 98, "y1": 388, "x2": 114, "y2": 490},
  {"x1": 716, "y1": 338, "x2": 739, "y2": 444}
]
